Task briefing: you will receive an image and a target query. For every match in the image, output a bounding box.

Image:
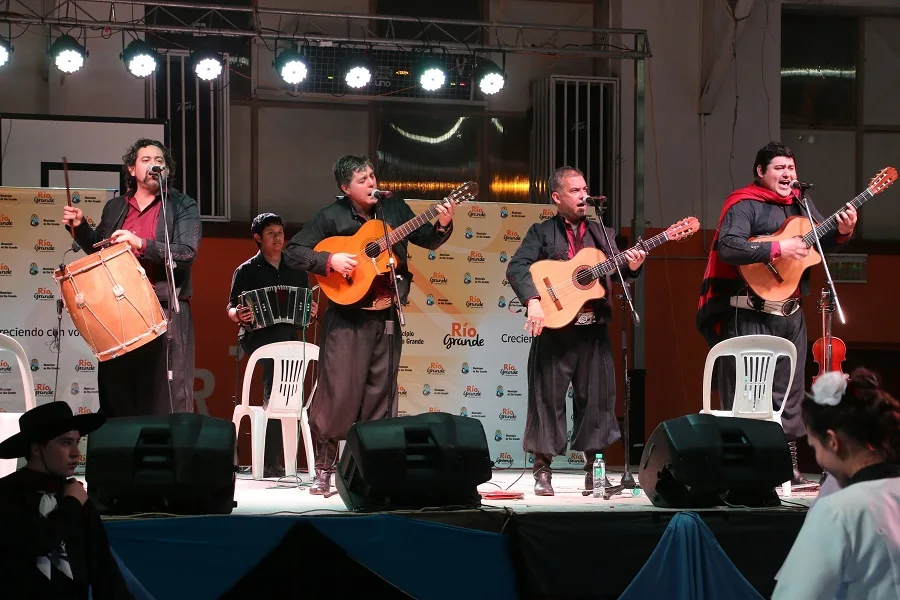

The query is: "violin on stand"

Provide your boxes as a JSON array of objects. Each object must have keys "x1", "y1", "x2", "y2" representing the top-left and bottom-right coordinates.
[{"x1": 812, "y1": 288, "x2": 846, "y2": 383}]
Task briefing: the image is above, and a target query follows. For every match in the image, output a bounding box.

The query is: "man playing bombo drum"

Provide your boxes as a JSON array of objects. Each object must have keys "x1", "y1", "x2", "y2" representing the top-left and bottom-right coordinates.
[{"x1": 61, "y1": 138, "x2": 201, "y2": 417}]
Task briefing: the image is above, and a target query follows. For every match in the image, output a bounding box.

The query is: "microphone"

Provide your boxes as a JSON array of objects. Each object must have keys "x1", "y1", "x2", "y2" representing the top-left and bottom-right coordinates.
[
  {"x1": 71, "y1": 241, "x2": 80, "y2": 253},
  {"x1": 371, "y1": 189, "x2": 393, "y2": 201},
  {"x1": 790, "y1": 180, "x2": 815, "y2": 191},
  {"x1": 148, "y1": 165, "x2": 167, "y2": 174},
  {"x1": 584, "y1": 195, "x2": 607, "y2": 206}
]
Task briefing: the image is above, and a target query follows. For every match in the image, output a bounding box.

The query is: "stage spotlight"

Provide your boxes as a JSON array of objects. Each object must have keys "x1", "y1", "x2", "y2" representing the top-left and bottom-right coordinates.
[
  {"x1": 0, "y1": 38, "x2": 11, "y2": 68},
  {"x1": 474, "y1": 60, "x2": 506, "y2": 95},
  {"x1": 122, "y1": 40, "x2": 157, "y2": 78},
  {"x1": 50, "y1": 35, "x2": 86, "y2": 74},
  {"x1": 345, "y1": 65, "x2": 371, "y2": 88},
  {"x1": 192, "y1": 50, "x2": 223, "y2": 81},
  {"x1": 274, "y1": 47, "x2": 308, "y2": 85},
  {"x1": 343, "y1": 54, "x2": 372, "y2": 89},
  {"x1": 416, "y1": 55, "x2": 446, "y2": 91}
]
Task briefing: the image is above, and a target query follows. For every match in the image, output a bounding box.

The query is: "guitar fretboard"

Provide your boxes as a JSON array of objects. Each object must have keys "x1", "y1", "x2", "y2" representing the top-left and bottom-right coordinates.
[
  {"x1": 802, "y1": 189, "x2": 873, "y2": 247},
  {"x1": 381, "y1": 203, "x2": 447, "y2": 250},
  {"x1": 592, "y1": 230, "x2": 671, "y2": 278}
]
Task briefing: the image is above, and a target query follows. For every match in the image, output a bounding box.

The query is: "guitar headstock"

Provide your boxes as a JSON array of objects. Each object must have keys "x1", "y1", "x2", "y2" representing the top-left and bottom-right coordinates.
[
  {"x1": 444, "y1": 181, "x2": 479, "y2": 206},
  {"x1": 868, "y1": 167, "x2": 897, "y2": 195},
  {"x1": 665, "y1": 216, "x2": 700, "y2": 241}
]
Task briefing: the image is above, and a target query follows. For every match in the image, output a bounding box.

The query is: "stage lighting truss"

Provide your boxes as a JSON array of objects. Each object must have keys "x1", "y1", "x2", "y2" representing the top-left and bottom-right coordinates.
[
  {"x1": 0, "y1": 3, "x2": 651, "y2": 96},
  {"x1": 192, "y1": 49, "x2": 223, "y2": 81},
  {"x1": 122, "y1": 38, "x2": 158, "y2": 78},
  {"x1": 0, "y1": 37, "x2": 11, "y2": 68},
  {"x1": 49, "y1": 33, "x2": 86, "y2": 74},
  {"x1": 415, "y1": 53, "x2": 447, "y2": 92},
  {"x1": 474, "y1": 58, "x2": 506, "y2": 95},
  {"x1": 274, "y1": 45, "x2": 308, "y2": 85}
]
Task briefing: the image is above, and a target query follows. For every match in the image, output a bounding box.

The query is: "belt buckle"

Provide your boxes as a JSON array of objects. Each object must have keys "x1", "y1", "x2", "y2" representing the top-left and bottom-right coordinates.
[
  {"x1": 574, "y1": 312, "x2": 596, "y2": 326},
  {"x1": 781, "y1": 299, "x2": 799, "y2": 316}
]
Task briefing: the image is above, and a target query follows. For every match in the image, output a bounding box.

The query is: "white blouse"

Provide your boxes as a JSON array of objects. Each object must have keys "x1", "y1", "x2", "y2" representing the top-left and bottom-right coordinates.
[{"x1": 773, "y1": 478, "x2": 900, "y2": 600}]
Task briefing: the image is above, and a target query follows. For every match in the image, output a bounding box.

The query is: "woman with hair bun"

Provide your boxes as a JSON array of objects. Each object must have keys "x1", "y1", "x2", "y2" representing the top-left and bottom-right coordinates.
[{"x1": 773, "y1": 368, "x2": 900, "y2": 600}]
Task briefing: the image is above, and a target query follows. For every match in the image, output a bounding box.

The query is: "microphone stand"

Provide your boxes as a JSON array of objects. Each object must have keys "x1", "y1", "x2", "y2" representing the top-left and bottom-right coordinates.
[
  {"x1": 158, "y1": 171, "x2": 178, "y2": 413},
  {"x1": 593, "y1": 198, "x2": 642, "y2": 495},
  {"x1": 798, "y1": 187, "x2": 845, "y2": 325},
  {"x1": 377, "y1": 194, "x2": 404, "y2": 420}
]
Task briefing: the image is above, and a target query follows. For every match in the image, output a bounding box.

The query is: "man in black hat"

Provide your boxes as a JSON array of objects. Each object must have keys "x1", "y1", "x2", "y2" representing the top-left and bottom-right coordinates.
[{"x1": 0, "y1": 401, "x2": 133, "y2": 599}]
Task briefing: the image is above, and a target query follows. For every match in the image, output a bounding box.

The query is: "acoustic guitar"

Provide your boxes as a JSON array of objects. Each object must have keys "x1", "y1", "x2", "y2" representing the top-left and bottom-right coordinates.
[
  {"x1": 314, "y1": 181, "x2": 478, "y2": 305},
  {"x1": 529, "y1": 217, "x2": 700, "y2": 329},
  {"x1": 738, "y1": 167, "x2": 897, "y2": 301}
]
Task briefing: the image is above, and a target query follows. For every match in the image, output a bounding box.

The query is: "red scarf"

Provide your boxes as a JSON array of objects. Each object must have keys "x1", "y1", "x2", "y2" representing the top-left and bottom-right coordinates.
[{"x1": 696, "y1": 183, "x2": 797, "y2": 346}]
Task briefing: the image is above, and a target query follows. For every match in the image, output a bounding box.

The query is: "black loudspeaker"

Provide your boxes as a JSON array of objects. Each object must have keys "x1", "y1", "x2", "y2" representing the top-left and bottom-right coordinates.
[
  {"x1": 335, "y1": 413, "x2": 493, "y2": 512},
  {"x1": 638, "y1": 414, "x2": 792, "y2": 508},
  {"x1": 86, "y1": 412, "x2": 238, "y2": 515}
]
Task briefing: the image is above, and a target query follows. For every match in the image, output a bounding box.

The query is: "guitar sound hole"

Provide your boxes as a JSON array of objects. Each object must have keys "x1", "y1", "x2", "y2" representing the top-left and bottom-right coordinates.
[
  {"x1": 574, "y1": 268, "x2": 595, "y2": 288},
  {"x1": 364, "y1": 241, "x2": 381, "y2": 259}
]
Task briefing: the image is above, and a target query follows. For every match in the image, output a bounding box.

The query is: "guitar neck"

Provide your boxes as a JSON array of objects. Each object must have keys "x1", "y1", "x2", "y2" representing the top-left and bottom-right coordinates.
[
  {"x1": 803, "y1": 189, "x2": 873, "y2": 247},
  {"x1": 596, "y1": 230, "x2": 670, "y2": 276},
  {"x1": 383, "y1": 204, "x2": 443, "y2": 248}
]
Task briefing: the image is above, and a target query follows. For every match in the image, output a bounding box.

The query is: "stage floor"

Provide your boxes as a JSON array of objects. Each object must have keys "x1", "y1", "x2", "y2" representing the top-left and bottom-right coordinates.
[{"x1": 224, "y1": 467, "x2": 819, "y2": 517}]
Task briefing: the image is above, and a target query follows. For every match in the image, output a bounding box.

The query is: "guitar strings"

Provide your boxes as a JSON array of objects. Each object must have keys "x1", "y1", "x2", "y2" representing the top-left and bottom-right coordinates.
[
  {"x1": 374, "y1": 187, "x2": 477, "y2": 253},
  {"x1": 541, "y1": 216, "x2": 698, "y2": 301},
  {"x1": 801, "y1": 189, "x2": 871, "y2": 247},
  {"x1": 542, "y1": 232, "x2": 669, "y2": 300}
]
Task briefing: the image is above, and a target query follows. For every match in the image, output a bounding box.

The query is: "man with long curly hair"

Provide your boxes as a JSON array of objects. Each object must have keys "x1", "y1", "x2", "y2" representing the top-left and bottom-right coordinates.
[{"x1": 61, "y1": 138, "x2": 202, "y2": 416}]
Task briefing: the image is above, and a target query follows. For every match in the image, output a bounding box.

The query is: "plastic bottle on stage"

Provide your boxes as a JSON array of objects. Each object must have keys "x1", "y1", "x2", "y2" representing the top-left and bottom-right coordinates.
[{"x1": 592, "y1": 454, "x2": 606, "y2": 498}]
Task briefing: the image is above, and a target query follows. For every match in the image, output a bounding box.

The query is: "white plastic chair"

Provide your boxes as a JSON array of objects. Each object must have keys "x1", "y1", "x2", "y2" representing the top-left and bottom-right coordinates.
[
  {"x1": 232, "y1": 341, "x2": 319, "y2": 480},
  {"x1": 700, "y1": 334, "x2": 796, "y2": 496},
  {"x1": 0, "y1": 334, "x2": 37, "y2": 478}
]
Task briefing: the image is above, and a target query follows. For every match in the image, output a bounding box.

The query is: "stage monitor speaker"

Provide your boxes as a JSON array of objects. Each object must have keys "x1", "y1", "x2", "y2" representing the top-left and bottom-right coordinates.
[
  {"x1": 86, "y1": 412, "x2": 238, "y2": 515},
  {"x1": 335, "y1": 413, "x2": 493, "y2": 512},
  {"x1": 638, "y1": 414, "x2": 792, "y2": 508}
]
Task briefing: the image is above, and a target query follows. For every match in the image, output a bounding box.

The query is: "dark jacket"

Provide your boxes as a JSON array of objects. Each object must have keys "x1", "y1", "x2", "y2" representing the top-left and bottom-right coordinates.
[
  {"x1": 73, "y1": 189, "x2": 202, "y2": 300},
  {"x1": 0, "y1": 468, "x2": 133, "y2": 599},
  {"x1": 506, "y1": 214, "x2": 641, "y2": 320},
  {"x1": 283, "y1": 195, "x2": 452, "y2": 305}
]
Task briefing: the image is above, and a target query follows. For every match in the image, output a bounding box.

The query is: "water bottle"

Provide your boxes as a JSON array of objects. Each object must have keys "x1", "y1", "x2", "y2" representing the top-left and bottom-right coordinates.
[{"x1": 592, "y1": 453, "x2": 606, "y2": 498}]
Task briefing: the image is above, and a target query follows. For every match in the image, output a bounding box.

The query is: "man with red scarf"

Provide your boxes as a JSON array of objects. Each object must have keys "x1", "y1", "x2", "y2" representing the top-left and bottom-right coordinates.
[{"x1": 696, "y1": 141, "x2": 857, "y2": 487}]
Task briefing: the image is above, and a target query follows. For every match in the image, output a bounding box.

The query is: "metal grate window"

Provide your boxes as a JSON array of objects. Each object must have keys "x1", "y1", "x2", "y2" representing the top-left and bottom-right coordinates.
[
  {"x1": 531, "y1": 76, "x2": 619, "y2": 226},
  {"x1": 147, "y1": 51, "x2": 231, "y2": 221}
]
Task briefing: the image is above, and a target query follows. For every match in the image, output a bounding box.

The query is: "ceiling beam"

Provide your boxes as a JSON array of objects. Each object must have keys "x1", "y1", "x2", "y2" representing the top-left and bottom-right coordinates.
[{"x1": 0, "y1": 0, "x2": 652, "y2": 60}]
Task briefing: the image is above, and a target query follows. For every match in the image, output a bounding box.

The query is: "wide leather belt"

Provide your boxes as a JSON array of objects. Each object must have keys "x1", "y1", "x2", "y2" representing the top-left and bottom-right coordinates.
[{"x1": 729, "y1": 295, "x2": 801, "y2": 317}]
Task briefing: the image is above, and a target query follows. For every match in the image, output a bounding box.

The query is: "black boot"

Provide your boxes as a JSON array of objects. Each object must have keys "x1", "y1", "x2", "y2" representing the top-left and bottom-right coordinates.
[
  {"x1": 533, "y1": 453, "x2": 554, "y2": 496},
  {"x1": 789, "y1": 440, "x2": 819, "y2": 488},
  {"x1": 582, "y1": 452, "x2": 611, "y2": 496},
  {"x1": 534, "y1": 470, "x2": 554, "y2": 496},
  {"x1": 310, "y1": 470, "x2": 332, "y2": 495},
  {"x1": 309, "y1": 436, "x2": 339, "y2": 495}
]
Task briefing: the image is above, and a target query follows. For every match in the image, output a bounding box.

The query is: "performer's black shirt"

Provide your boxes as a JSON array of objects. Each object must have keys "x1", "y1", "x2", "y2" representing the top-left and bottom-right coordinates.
[{"x1": 228, "y1": 251, "x2": 311, "y2": 353}]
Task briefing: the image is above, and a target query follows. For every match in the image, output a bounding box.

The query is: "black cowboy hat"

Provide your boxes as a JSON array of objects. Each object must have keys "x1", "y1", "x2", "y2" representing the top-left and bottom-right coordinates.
[{"x1": 0, "y1": 401, "x2": 106, "y2": 459}]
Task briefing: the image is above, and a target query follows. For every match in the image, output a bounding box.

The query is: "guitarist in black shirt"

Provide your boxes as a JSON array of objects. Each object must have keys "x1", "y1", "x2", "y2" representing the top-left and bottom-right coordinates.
[{"x1": 283, "y1": 155, "x2": 455, "y2": 495}]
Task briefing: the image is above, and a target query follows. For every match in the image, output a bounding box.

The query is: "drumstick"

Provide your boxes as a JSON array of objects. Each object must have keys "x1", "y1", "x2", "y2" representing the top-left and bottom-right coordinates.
[{"x1": 62, "y1": 157, "x2": 76, "y2": 240}]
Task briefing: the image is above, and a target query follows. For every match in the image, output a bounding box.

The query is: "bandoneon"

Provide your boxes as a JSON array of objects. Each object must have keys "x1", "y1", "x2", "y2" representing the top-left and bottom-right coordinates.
[{"x1": 239, "y1": 285, "x2": 312, "y2": 330}]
